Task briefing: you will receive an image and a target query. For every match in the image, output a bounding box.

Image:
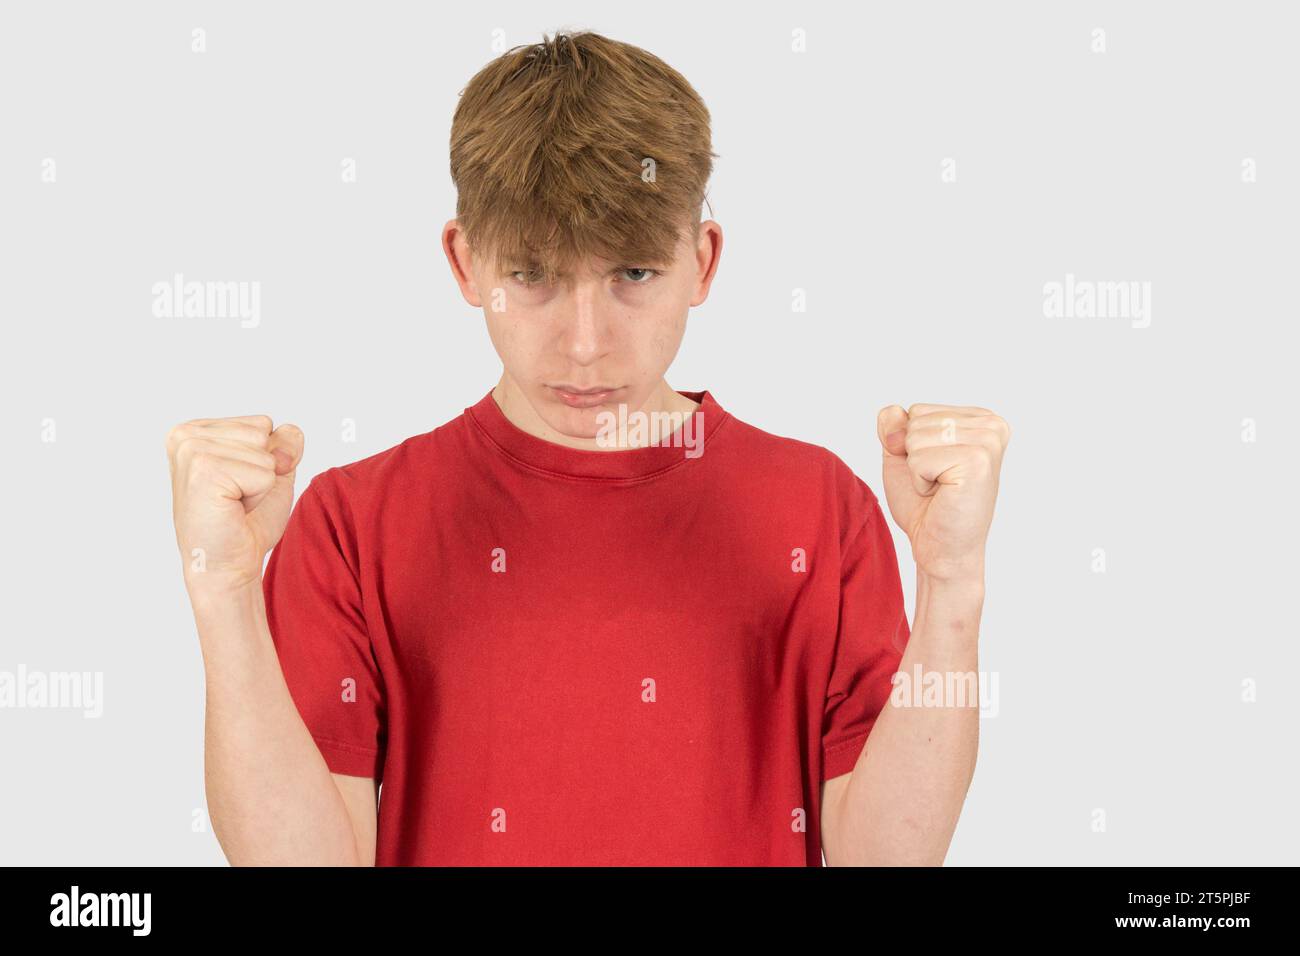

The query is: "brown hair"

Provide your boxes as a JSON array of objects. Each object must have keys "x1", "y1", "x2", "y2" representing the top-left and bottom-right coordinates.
[{"x1": 449, "y1": 30, "x2": 717, "y2": 284}]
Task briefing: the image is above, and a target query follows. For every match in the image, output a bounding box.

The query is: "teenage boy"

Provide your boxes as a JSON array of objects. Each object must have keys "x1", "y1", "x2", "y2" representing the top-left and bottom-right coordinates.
[{"x1": 166, "y1": 31, "x2": 1009, "y2": 866}]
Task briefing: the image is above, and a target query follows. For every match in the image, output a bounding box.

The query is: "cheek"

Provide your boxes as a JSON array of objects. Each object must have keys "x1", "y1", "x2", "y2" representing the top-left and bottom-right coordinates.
[
  {"x1": 484, "y1": 310, "x2": 525, "y2": 366},
  {"x1": 483, "y1": 312, "x2": 510, "y2": 353},
  {"x1": 651, "y1": 304, "x2": 688, "y2": 355},
  {"x1": 486, "y1": 308, "x2": 548, "y2": 369},
  {"x1": 629, "y1": 308, "x2": 687, "y2": 378}
]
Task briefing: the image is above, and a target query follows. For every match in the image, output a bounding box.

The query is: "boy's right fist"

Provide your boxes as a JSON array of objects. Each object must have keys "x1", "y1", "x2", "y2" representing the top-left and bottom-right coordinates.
[{"x1": 166, "y1": 415, "x2": 305, "y2": 596}]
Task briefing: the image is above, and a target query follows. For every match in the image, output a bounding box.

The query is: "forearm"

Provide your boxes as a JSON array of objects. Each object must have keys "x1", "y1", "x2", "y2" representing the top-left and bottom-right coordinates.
[
  {"x1": 825, "y1": 573, "x2": 983, "y2": 865},
  {"x1": 191, "y1": 583, "x2": 362, "y2": 866}
]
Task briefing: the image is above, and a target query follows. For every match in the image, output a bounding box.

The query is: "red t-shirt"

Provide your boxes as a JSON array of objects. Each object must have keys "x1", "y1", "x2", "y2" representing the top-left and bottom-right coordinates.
[{"x1": 262, "y1": 388, "x2": 911, "y2": 865}]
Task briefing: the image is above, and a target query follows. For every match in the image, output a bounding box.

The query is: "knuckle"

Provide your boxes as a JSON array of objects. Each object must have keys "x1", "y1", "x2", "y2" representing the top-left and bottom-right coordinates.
[
  {"x1": 974, "y1": 413, "x2": 1010, "y2": 437},
  {"x1": 165, "y1": 422, "x2": 191, "y2": 449}
]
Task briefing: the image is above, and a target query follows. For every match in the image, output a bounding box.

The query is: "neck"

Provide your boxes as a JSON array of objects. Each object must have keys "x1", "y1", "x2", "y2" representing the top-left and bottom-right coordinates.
[{"x1": 491, "y1": 372, "x2": 701, "y2": 451}]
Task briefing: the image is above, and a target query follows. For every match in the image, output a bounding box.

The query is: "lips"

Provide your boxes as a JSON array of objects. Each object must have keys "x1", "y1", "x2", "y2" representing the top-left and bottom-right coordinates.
[{"x1": 550, "y1": 385, "x2": 620, "y2": 409}]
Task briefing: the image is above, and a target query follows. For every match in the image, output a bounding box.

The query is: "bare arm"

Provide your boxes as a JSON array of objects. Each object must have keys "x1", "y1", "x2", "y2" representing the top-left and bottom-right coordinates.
[
  {"x1": 194, "y1": 582, "x2": 375, "y2": 865},
  {"x1": 169, "y1": 415, "x2": 376, "y2": 866},
  {"x1": 820, "y1": 575, "x2": 982, "y2": 865},
  {"x1": 820, "y1": 402, "x2": 1007, "y2": 865},
  {"x1": 333, "y1": 773, "x2": 379, "y2": 866}
]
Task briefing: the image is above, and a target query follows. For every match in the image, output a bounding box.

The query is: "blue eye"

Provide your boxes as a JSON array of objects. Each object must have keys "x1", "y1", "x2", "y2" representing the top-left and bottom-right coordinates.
[{"x1": 619, "y1": 268, "x2": 660, "y2": 283}]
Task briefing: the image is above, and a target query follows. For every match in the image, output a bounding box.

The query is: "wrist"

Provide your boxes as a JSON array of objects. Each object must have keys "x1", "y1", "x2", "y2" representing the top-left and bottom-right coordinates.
[
  {"x1": 917, "y1": 571, "x2": 984, "y2": 594},
  {"x1": 187, "y1": 578, "x2": 273, "y2": 671},
  {"x1": 916, "y1": 570, "x2": 986, "y2": 620},
  {"x1": 187, "y1": 575, "x2": 265, "y2": 618}
]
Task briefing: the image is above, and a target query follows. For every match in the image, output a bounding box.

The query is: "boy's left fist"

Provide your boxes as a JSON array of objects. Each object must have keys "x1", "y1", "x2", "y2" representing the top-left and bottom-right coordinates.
[{"x1": 876, "y1": 403, "x2": 1010, "y2": 584}]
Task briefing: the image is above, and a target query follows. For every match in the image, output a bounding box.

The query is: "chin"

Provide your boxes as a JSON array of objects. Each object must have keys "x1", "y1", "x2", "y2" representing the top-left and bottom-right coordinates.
[{"x1": 545, "y1": 403, "x2": 609, "y2": 440}]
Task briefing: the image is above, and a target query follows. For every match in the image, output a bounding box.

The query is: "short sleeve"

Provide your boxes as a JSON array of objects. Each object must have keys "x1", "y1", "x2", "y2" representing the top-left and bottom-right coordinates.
[
  {"x1": 262, "y1": 471, "x2": 387, "y2": 781},
  {"x1": 820, "y1": 482, "x2": 911, "y2": 782}
]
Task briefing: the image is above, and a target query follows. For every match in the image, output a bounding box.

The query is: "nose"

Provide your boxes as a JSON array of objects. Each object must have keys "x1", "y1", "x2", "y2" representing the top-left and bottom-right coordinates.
[{"x1": 556, "y1": 280, "x2": 612, "y2": 366}]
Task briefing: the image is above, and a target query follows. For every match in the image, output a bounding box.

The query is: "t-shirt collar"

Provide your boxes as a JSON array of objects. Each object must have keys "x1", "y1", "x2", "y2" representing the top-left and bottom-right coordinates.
[{"x1": 466, "y1": 386, "x2": 728, "y2": 480}]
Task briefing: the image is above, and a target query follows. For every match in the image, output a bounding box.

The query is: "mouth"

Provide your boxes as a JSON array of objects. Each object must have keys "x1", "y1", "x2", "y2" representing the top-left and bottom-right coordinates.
[{"x1": 548, "y1": 384, "x2": 622, "y2": 409}]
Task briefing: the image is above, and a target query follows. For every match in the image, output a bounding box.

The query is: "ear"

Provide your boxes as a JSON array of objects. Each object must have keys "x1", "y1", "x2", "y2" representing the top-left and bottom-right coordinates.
[
  {"x1": 689, "y1": 220, "x2": 724, "y2": 307},
  {"x1": 442, "y1": 219, "x2": 483, "y2": 308}
]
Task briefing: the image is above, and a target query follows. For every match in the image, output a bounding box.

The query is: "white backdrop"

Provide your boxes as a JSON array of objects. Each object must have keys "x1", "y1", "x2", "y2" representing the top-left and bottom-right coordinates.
[{"x1": 1, "y1": 0, "x2": 1296, "y2": 864}]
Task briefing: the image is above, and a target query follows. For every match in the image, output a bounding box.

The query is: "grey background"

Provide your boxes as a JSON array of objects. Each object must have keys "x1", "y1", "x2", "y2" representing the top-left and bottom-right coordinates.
[{"x1": 1, "y1": 1, "x2": 1295, "y2": 865}]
